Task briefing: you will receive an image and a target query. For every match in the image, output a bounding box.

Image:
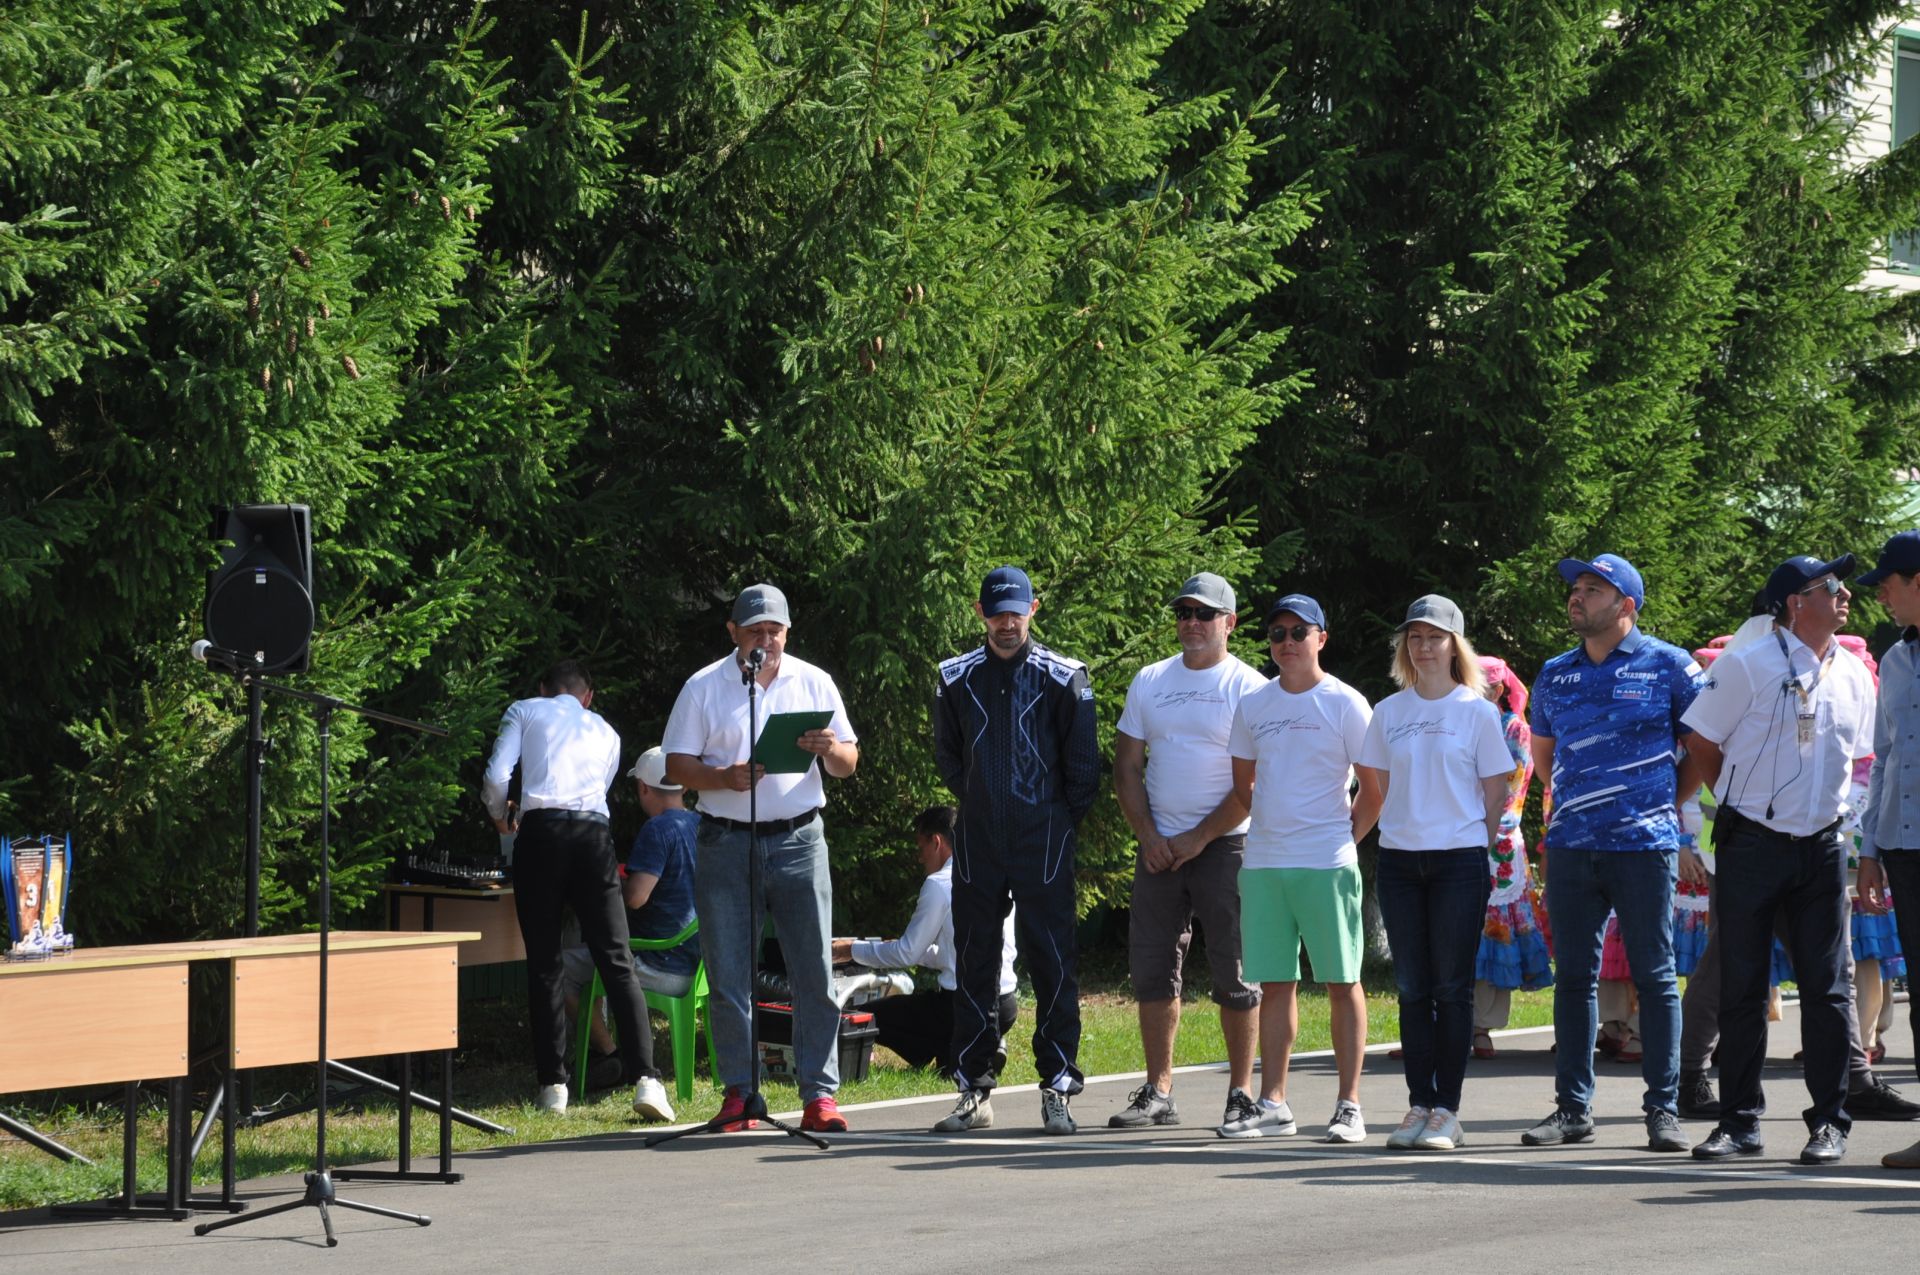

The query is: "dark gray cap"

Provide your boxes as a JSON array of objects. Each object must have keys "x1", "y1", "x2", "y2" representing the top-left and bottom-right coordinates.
[
  {"x1": 1397, "y1": 594, "x2": 1466, "y2": 635},
  {"x1": 731, "y1": 583, "x2": 791, "y2": 628},
  {"x1": 1174, "y1": 572, "x2": 1236, "y2": 613}
]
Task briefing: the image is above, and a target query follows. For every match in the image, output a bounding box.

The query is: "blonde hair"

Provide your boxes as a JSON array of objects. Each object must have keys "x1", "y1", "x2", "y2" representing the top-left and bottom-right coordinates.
[{"x1": 1390, "y1": 627, "x2": 1487, "y2": 694}]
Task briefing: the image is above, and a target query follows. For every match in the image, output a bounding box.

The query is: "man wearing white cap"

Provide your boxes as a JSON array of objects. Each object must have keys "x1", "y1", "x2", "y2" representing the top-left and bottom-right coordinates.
[{"x1": 664, "y1": 584, "x2": 860, "y2": 1134}]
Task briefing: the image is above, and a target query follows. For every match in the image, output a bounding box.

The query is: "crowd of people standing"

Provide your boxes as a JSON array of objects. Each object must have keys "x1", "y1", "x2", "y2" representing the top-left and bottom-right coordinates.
[{"x1": 482, "y1": 537, "x2": 1920, "y2": 1167}]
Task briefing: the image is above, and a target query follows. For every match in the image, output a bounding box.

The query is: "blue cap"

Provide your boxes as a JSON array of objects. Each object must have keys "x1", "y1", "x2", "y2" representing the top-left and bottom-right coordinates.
[
  {"x1": 1266, "y1": 593, "x2": 1326, "y2": 629},
  {"x1": 979, "y1": 565, "x2": 1034, "y2": 616},
  {"x1": 1556, "y1": 553, "x2": 1645, "y2": 609},
  {"x1": 1765, "y1": 554, "x2": 1856, "y2": 614},
  {"x1": 1857, "y1": 532, "x2": 1920, "y2": 588}
]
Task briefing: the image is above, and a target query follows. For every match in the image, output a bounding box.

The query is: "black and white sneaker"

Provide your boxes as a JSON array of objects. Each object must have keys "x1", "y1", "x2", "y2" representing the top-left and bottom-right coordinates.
[
  {"x1": 1325, "y1": 1100, "x2": 1366, "y2": 1144},
  {"x1": 1041, "y1": 1088, "x2": 1077, "y2": 1135},
  {"x1": 1109, "y1": 1084, "x2": 1179, "y2": 1128},
  {"x1": 1217, "y1": 1097, "x2": 1297, "y2": 1139},
  {"x1": 933, "y1": 1088, "x2": 994, "y2": 1132}
]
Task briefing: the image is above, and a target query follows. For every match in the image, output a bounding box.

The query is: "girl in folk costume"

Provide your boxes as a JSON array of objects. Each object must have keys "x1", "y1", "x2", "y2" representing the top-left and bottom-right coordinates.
[{"x1": 1471, "y1": 655, "x2": 1553, "y2": 1059}]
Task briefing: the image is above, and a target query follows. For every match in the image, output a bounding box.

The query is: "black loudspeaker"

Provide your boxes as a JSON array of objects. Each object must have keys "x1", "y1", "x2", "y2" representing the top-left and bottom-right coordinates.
[{"x1": 205, "y1": 504, "x2": 315, "y2": 673}]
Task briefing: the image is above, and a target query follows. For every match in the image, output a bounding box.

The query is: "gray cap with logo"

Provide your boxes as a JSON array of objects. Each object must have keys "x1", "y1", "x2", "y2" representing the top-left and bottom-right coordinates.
[
  {"x1": 1174, "y1": 572, "x2": 1236, "y2": 614},
  {"x1": 1396, "y1": 594, "x2": 1466, "y2": 636}
]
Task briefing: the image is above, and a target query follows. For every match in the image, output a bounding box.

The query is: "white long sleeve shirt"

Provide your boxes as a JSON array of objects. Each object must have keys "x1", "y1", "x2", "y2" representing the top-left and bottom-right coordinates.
[
  {"x1": 482, "y1": 693, "x2": 621, "y2": 821},
  {"x1": 850, "y1": 862, "x2": 1017, "y2": 994}
]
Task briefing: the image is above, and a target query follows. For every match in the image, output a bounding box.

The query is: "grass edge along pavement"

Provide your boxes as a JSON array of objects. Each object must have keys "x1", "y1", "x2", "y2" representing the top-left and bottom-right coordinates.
[{"x1": 1, "y1": 984, "x2": 1554, "y2": 1212}]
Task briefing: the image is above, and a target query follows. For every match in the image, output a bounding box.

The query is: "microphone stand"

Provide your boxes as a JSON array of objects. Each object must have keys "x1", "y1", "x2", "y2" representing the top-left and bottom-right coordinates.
[
  {"x1": 197, "y1": 680, "x2": 448, "y2": 1246},
  {"x1": 647, "y1": 647, "x2": 828, "y2": 1151}
]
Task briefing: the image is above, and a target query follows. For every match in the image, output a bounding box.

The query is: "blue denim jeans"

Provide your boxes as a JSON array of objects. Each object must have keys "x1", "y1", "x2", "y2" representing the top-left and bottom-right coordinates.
[
  {"x1": 1376, "y1": 848, "x2": 1489, "y2": 1113},
  {"x1": 693, "y1": 814, "x2": 840, "y2": 1100},
  {"x1": 1545, "y1": 846, "x2": 1679, "y2": 1115}
]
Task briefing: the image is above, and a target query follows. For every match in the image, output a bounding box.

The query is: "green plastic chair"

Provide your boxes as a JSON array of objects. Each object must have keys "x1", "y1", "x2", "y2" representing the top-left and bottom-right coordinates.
[{"x1": 573, "y1": 918, "x2": 714, "y2": 1103}]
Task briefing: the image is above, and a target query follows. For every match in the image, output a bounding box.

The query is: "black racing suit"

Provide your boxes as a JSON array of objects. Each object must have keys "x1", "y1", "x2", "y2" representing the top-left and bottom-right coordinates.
[{"x1": 934, "y1": 638, "x2": 1098, "y2": 1092}]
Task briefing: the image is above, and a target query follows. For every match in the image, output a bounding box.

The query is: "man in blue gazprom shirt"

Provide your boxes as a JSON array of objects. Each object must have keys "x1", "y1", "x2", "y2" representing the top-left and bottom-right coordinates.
[{"x1": 1520, "y1": 554, "x2": 1707, "y2": 1155}]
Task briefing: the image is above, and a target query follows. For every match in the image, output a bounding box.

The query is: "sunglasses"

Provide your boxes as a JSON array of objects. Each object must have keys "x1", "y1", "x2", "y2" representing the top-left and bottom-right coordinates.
[
  {"x1": 1268, "y1": 624, "x2": 1317, "y2": 644},
  {"x1": 1798, "y1": 577, "x2": 1845, "y2": 597},
  {"x1": 1172, "y1": 604, "x2": 1225, "y2": 622}
]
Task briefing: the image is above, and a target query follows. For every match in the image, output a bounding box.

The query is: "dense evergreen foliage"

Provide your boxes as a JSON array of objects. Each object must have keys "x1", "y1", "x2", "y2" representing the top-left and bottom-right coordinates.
[{"x1": 4, "y1": 1, "x2": 1918, "y2": 942}]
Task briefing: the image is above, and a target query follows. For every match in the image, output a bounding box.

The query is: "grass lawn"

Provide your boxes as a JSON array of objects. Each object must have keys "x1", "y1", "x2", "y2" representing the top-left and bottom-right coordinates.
[{"x1": 0, "y1": 976, "x2": 1556, "y2": 1212}]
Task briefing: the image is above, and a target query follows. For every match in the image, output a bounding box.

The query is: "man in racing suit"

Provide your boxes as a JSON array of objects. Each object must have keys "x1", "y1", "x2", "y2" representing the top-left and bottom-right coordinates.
[{"x1": 931, "y1": 564, "x2": 1099, "y2": 1134}]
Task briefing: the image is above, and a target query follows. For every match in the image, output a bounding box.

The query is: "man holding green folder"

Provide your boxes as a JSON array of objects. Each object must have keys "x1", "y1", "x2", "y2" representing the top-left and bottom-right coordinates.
[{"x1": 663, "y1": 583, "x2": 860, "y2": 1134}]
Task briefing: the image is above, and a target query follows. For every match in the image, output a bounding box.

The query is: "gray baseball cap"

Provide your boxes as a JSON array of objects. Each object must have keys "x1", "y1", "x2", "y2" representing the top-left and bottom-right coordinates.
[
  {"x1": 1174, "y1": 572, "x2": 1236, "y2": 614},
  {"x1": 731, "y1": 583, "x2": 791, "y2": 628},
  {"x1": 1397, "y1": 594, "x2": 1466, "y2": 635}
]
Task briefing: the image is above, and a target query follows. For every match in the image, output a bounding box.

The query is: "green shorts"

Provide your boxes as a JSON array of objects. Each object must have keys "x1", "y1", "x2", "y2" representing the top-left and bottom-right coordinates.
[{"x1": 1238, "y1": 864, "x2": 1365, "y2": 985}]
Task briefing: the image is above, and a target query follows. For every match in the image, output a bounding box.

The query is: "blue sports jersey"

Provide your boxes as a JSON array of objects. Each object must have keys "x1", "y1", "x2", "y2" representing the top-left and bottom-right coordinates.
[
  {"x1": 1529, "y1": 627, "x2": 1706, "y2": 851},
  {"x1": 626, "y1": 808, "x2": 700, "y2": 975}
]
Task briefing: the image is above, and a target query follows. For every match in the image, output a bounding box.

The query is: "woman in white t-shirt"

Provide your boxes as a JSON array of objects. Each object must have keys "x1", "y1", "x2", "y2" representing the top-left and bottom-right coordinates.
[{"x1": 1357, "y1": 595, "x2": 1513, "y2": 1153}]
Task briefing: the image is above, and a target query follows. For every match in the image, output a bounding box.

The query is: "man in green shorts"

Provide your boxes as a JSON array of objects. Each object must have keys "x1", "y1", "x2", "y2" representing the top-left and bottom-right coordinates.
[{"x1": 1221, "y1": 594, "x2": 1383, "y2": 1141}]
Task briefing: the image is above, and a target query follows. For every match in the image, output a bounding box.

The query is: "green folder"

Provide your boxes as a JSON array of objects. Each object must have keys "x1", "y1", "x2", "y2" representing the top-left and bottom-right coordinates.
[{"x1": 752, "y1": 709, "x2": 836, "y2": 774}]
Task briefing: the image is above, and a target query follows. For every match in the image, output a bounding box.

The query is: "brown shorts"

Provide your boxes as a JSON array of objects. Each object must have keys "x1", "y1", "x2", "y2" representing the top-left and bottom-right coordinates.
[{"x1": 1128, "y1": 833, "x2": 1259, "y2": 1010}]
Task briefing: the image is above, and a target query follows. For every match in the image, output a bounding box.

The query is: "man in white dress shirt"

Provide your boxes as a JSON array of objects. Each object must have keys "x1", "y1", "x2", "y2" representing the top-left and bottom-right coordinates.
[
  {"x1": 1681, "y1": 555, "x2": 1875, "y2": 1165},
  {"x1": 484, "y1": 660, "x2": 671, "y2": 1119},
  {"x1": 832, "y1": 806, "x2": 1020, "y2": 1078}
]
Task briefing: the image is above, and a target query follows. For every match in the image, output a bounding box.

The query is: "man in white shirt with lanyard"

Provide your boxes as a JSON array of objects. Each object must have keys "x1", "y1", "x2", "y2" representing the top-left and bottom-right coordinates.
[
  {"x1": 1680, "y1": 554, "x2": 1875, "y2": 1164},
  {"x1": 663, "y1": 584, "x2": 860, "y2": 1134},
  {"x1": 1109, "y1": 573, "x2": 1267, "y2": 1132},
  {"x1": 484, "y1": 660, "x2": 672, "y2": 1119}
]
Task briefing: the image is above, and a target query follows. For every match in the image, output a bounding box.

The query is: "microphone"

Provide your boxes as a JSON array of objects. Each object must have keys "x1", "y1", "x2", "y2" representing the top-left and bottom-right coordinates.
[
  {"x1": 191, "y1": 638, "x2": 264, "y2": 674},
  {"x1": 741, "y1": 645, "x2": 765, "y2": 686}
]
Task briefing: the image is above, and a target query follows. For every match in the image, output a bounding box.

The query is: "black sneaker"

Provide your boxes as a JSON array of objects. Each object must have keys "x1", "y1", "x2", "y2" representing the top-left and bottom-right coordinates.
[
  {"x1": 1677, "y1": 1070, "x2": 1720, "y2": 1119},
  {"x1": 1521, "y1": 1108, "x2": 1595, "y2": 1146},
  {"x1": 1848, "y1": 1076, "x2": 1920, "y2": 1121},
  {"x1": 1692, "y1": 1126, "x2": 1765, "y2": 1159},
  {"x1": 1646, "y1": 1109, "x2": 1688, "y2": 1152},
  {"x1": 1108, "y1": 1084, "x2": 1179, "y2": 1128},
  {"x1": 1800, "y1": 1122, "x2": 1847, "y2": 1165}
]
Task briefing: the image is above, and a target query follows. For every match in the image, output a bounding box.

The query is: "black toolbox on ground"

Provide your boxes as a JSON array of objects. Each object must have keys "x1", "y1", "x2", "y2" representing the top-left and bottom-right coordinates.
[{"x1": 755, "y1": 1001, "x2": 880, "y2": 1082}]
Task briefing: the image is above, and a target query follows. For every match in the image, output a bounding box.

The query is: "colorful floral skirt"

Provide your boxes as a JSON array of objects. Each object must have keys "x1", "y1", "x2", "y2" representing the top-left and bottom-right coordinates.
[
  {"x1": 1476, "y1": 897, "x2": 1555, "y2": 991},
  {"x1": 1852, "y1": 902, "x2": 1907, "y2": 978}
]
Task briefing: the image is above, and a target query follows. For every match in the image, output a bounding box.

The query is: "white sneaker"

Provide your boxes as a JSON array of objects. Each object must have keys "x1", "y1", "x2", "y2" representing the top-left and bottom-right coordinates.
[
  {"x1": 934, "y1": 1088, "x2": 994, "y2": 1132},
  {"x1": 1412, "y1": 1106, "x2": 1464, "y2": 1151},
  {"x1": 1325, "y1": 1100, "x2": 1366, "y2": 1143},
  {"x1": 536, "y1": 1083, "x2": 568, "y2": 1114},
  {"x1": 632, "y1": 1075, "x2": 674, "y2": 1122},
  {"x1": 1385, "y1": 1105, "x2": 1432, "y2": 1150},
  {"x1": 1217, "y1": 1098, "x2": 1297, "y2": 1139},
  {"x1": 1040, "y1": 1088, "x2": 1077, "y2": 1135}
]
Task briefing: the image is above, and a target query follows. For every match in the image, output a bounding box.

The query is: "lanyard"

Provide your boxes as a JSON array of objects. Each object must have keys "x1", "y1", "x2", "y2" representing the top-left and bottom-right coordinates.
[{"x1": 1775, "y1": 629, "x2": 1833, "y2": 744}]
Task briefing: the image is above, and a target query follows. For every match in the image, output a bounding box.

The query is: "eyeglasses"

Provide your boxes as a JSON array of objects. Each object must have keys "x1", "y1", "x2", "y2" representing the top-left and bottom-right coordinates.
[
  {"x1": 1172, "y1": 604, "x2": 1224, "y2": 622},
  {"x1": 1798, "y1": 577, "x2": 1845, "y2": 597},
  {"x1": 1268, "y1": 624, "x2": 1317, "y2": 644}
]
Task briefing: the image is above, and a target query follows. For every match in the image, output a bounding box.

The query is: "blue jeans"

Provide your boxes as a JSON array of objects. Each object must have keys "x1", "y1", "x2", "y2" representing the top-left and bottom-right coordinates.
[
  {"x1": 693, "y1": 814, "x2": 840, "y2": 1100},
  {"x1": 1546, "y1": 847, "x2": 1680, "y2": 1115},
  {"x1": 1376, "y1": 848, "x2": 1489, "y2": 1113}
]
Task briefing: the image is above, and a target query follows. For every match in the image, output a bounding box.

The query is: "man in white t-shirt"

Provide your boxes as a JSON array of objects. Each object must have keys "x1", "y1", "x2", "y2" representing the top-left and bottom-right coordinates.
[
  {"x1": 1109, "y1": 573, "x2": 1269, "y2": 1131},
  {"x1": 1219, "y1": 593, "x2": 1383, "y2": 1142}
]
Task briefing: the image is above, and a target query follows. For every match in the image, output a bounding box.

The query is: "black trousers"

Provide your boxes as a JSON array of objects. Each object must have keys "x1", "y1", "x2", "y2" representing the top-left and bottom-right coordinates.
[
  {"x1": 1714, "y1": 809, "x2": 1851, "y2": 1134},
  {"x1": 1880, "y1": 850, "x2": 1920, "y2": 1086},
  {"x1": 950, "y1": 830, "x2": 1081, "y2": 1093},
  {"x1": 870, "y1": 988, "x2": 1017, "y2": 1072},
  {"x1": 511, "y1": 812, "x2": 657, "y2": 1085}
]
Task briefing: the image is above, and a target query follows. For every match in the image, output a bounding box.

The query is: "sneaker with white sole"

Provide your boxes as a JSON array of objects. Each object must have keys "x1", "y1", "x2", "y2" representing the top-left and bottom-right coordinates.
[
  {"x1": 1217, "y1": 1098, "x2": 1297, "y2": 1139},
  {"x1": 1325, "y1": 1100, "x2": 1366, "y2": 1144},
  {"x1": 1041, "y1": 1088, "x2": 1077, "y2": 1135},
  {"x1": 631, "y1": 1075, "x2": 674, "y2": 1122},
  {"x1": 1412, "y1": 1106, "x2": 1464, "y2": 1150},
  {"x1": 1221, "y1": 1087, "x2": 1259, "y2": 1130},
  {"x1": 1385, "y1": 1105, "x2": 1432, "y2": 1150},
  {"x1": 934, "y1": 1088, "x2": 994, "y2": 1132},
  {"x1": 536, "y1": 1082, "x2": 568, "y2": 1114},
  {"x1": 1109, "y1": 1084, "x2": 1180, "y2": 1128}
]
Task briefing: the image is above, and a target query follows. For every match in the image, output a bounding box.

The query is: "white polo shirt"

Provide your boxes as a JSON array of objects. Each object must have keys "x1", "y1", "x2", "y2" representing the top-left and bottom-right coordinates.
[
  {"x1": 661, "y1": 650, "x2": 857, "y2": 823},
  {"x1": 482, "y1": 693, "x2": 621, "y2": 820},
  {"x1": 1681, "y1": 626, "x2": 1874, "y2": 837}
]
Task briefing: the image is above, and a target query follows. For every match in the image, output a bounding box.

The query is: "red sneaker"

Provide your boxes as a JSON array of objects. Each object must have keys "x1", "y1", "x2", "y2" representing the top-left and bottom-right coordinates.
[
  {"x1": 802, "y1": 1095, "x2": 849, "y2": 1133},
  {"x1": 716, "y1": 1086, "x2": 759, "y2": 1132}
]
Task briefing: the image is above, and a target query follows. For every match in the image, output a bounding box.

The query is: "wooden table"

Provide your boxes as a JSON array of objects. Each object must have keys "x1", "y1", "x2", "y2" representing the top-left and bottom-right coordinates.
[
  {"x1": 382, "y1": 884, "x2": 525, "y2": 966},
  {"x1": 0, "y1": 930, "x2": 477, "y2": 1219}
]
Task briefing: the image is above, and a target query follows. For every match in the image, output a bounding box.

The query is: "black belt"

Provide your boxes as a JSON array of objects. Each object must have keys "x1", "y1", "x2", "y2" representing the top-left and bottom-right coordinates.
[
  {"x1": 520, "y1": 808, "x2": 609, "y2": 826},
  {"x1": 701, "y1": 808, "x2": 820, "y2": 836},
  {"x1": 1719, "y1": 805, "x2": 1840, "y2": 843}
]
